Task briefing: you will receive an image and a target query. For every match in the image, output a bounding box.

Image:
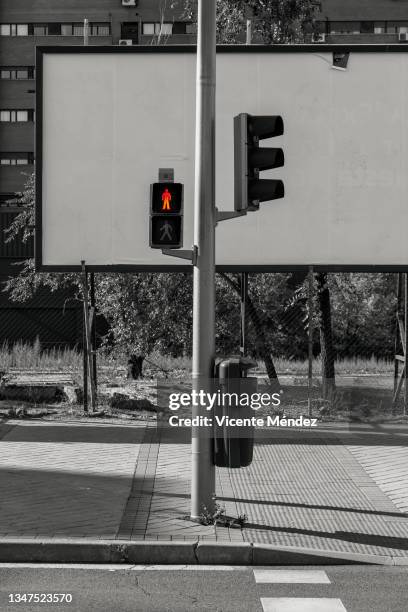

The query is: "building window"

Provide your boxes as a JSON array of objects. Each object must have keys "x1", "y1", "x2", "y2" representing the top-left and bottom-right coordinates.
[
  {"x1": 142, "y1": 23, "x2": 154, "y2": 35},
  {"x1": 73, "y1": 24, "x2": 85, "y2": 36},
  {"x1": 0, "y1": 67, "x2": 34, "y2": 79},
  {"x1": 159, "y1": 23, "x2": 173, "y2": 35},
  {"x1": 0, "y1": 193, "x2": 17, "y2": 206},
  {"x1": 360, "y1": 21, "x2": 374, "y2": 34},
  {"x1": 70, "y1": 23, "x2": 110, "y2": 36},
  {"x1": 0, "y1": 154, "x2": 34, "y2": 166},
  {"x1": 1, "y1": 24, "x2": 29, "y2": 36},
  {"x1": 17, "y1": 24, "x2": 28, "y2": 35},
  {"x1": 0, "y1": 110, "x2": 34, "y2": 122},
  {"x1": 142, "y1": 22, "x2": 173, "y2": 36},
  {"x1": 185, "y1": 23, "x2": 196, "y2": 34},
  {"x1": 33, "y1": 24, "x2": 47, "y2": 36},
  {"x1": 48, "y1": 23, "x2": 61, "y2": 35},
  {"x1": 329, "y1": 21, "x2": 360, "y2": 35},
  {"x1": 1, "y1": 22, "x2": 110, "y2": 37},
  {"x1": 91, "y1": 24, "x2": 110, "y2": 36}
]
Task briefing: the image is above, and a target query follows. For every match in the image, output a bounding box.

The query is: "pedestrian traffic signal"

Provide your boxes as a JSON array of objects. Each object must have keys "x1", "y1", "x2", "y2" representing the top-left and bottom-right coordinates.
[
  {"x1": 149, "y1": 182, "x2": 183, "y2": 249},
  {"x1": 234, "y1": 113, "x2": 284, "y2": 212}
]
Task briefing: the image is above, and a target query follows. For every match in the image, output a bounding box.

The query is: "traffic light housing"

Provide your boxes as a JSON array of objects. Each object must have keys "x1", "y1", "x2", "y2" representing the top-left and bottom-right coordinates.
[
  {"x1": 234, "y1": 113, "x2": 284, "y2": 212},
  {"x1": 149, "y1": 182, "x2": 183, "y2": 249}
]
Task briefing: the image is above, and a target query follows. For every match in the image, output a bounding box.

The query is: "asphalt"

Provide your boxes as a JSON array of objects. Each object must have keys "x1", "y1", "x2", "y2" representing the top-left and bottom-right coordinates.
[{"x1": 1, "y1": 565, "x2": 408, "y2": 612}]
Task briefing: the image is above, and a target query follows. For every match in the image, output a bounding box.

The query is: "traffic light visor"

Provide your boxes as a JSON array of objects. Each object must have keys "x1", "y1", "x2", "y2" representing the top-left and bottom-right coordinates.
[{"x1": 248, "y1": 115, "x2": 284, "y2": 140}]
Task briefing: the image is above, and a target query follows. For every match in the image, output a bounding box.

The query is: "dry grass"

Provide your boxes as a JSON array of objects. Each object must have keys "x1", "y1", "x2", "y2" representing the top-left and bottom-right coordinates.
[
  {"x1": 273, "y1": 355, "x2": 394, "y2": 376},
  {"x1": 0, "y1": 339, "x2": 81, "y2": 372},
  {"x1": 0, "y1": 340, "x2": 394, "y2": 378}
]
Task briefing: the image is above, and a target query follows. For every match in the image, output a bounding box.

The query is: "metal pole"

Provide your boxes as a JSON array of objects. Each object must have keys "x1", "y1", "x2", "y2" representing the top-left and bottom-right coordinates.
[
  {"x1": 83, "y1": 305, "x2": 88, "y2": 413},
  {"x1": 81, "y1": 261, "x2": 96, "y2": 412},
  {"x1": 246, "y1": 19, "x2": 252, "y2": 45},
  {"x1": 240, "y1": 272, "x2": 248, "y2": 357},
  {"x1": 308, "y1": 266, "x2": 314, "y2": 417},
  {"x1": 190, "y1": 0, "x2": 216, "y2": 520},
  {"x1": 393, "y1": 273, "x2": 401, "y2": 396},
  {"x1": 90, "y1": 272, "x2": 97, "y2": 390},
  {"x1": 83, "y1": 18, "x2": 89, "y2": 46},
  {"x1": 404, "y1": 273, "x2": 407, "y2": 416}
]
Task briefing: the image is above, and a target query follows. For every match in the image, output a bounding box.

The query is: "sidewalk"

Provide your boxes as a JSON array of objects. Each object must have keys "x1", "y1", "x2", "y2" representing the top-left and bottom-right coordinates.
[{"x1": 0, "y1": 418, "x2": 408, "y2": 562}]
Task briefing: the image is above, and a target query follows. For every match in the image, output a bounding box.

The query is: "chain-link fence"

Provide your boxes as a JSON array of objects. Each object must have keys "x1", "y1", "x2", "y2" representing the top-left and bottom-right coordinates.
[{"x1": 0, "y1": 270, "x2": 406, "y2": 422}]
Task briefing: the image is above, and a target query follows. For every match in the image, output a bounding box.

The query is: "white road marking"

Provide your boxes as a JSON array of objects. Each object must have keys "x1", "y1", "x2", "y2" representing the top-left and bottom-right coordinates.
[
  {"x1": 254, "y1": 569, "x2": 330, "y2": 584},
  {"x1": 261, "y1": 598, "x2": 347, "y2": 612},
  {"x1": 0, "y1": 563, "x2": 248, "y2": 571}
]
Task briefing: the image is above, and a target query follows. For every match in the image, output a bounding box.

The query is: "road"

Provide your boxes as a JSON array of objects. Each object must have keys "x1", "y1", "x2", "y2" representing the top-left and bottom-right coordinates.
[{"x1": 0, "y1": 564, "x2": 408, "y2": 611}]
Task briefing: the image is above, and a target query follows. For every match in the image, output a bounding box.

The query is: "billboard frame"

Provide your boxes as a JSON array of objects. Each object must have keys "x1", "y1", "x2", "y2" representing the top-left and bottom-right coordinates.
[{"x1": 35, "y1": 43, "x2": 408, "y2": 273}]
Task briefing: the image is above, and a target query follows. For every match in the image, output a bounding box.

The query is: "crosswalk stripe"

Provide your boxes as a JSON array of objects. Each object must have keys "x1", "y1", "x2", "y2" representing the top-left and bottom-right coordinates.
[
  {"x1": 254, "y1": 570, "x2": 330, "y2": 584},
  {"x1": 261, "y1": 598, "x2": 347, "y2": 612}
]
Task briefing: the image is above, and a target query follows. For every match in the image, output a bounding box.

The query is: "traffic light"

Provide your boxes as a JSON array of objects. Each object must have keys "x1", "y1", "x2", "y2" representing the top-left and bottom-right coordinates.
[
  {"x1": 149, "y1": 182, "x2": 183, "y2": 249},
  {"x1": 234, "y1": 113, "x2": 284, "y2": 212}
]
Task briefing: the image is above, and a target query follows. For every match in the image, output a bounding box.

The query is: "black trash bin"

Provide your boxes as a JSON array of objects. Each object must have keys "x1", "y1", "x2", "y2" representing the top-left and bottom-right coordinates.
[{"x1": 213, "y1": 357, "x2": 257, "y2": 468}]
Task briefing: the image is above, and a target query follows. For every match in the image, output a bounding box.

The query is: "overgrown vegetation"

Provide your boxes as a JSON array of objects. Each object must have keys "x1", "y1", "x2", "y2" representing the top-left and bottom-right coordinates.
[
  {"x1": 2, "y1": 169, "x2": 398, "y2": 367},
  {"x1": 181, "y1": 0, "x2": 319, "y2": 44}
]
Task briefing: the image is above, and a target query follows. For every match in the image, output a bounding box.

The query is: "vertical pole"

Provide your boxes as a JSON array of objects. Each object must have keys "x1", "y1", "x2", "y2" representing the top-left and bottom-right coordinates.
[
  {"x1": 308, "y1": 266, "x2": 314, "y2": 417},
  {"x1": 90, "y1": 272, "x2": 97, "y2": 390},
  {"x1": 240, "y1": 273, "x2": 248, "y2": 357},
  {"x1": 83, "y1": 18, "x2": 89, "y2": 46},
  {"x1": 83, "y1": 304, "x2": 88, "y2": 413},
  {"x1": 246, "y1": 19, "x2": 252, "y2": 45},
  {"x1": 81, "y1": 261, "x2": 96, "y2": 412},
  {"x1": 404, "y1": 273, "x2": 407, "y2": 416},
  {"x1": 243, "y1": 7, "x2": 251, "y2": 361},
  {"x1": 191, "y1": 0, "x2": 216, "y2": 520},
  {"x1": 393, "y1": 273, "x2": 401, "y2": 397}
]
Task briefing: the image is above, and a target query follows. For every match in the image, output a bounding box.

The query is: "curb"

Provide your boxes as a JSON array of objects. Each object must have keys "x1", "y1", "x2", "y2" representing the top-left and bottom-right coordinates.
[{"x1": 0, "y1": 539, "x2": 407, "y2": 566}]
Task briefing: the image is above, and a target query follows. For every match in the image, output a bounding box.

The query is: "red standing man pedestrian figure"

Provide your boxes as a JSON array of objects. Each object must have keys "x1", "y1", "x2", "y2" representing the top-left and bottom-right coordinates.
[{"x1": 161, "y1": 188, "x2": 172, "y2": 211}]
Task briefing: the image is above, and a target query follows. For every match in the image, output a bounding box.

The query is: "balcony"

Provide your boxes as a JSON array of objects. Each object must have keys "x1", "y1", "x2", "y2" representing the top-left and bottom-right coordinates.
[
  {"x1": 0, "y1": 80, "x2": 36, "y2": 107},
  {"x1": 0, "y1": 36, "x2": 112, "y2": 64},
  {"x1": 139, "y1": 34, "x2": 196, "y2": 46},
  {"x1": 0, "y1": 124, "x2": 34, "y2": 150},
  {"x1": 326, "y1": 33, "x2": 401, "y2": 44}
]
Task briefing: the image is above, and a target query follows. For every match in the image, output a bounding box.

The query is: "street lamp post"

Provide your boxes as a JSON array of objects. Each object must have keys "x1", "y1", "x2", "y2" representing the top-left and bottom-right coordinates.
[{"x1": 190, "y1": 0, "x2": 217, "y2": 519}]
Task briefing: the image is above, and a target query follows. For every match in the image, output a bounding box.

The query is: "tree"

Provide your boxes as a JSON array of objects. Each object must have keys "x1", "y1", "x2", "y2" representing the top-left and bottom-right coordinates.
[
  {"x1": 182, "y1": 0, "x2": 318, "y2": 44},
  {"x1": 4, "y1": 173, "x2": 80, "y2": 302},
  {"x1": 3, "y1": 173, "x2": 194, "y2": 362},
  {"x1": 317, "y1": 272, "x2": 335, "y2": 399}
]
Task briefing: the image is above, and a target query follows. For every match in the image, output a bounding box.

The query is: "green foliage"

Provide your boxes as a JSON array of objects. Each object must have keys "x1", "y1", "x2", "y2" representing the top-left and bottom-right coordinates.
[
  {"x1": 200, "y1": 494, "x2": 247, "y2": 527},
  {"x1": 96, "y1": 272, "x2": 193, "y2": 357},
  {"x1": 4, "y1": 173, "x2": 35, "y2": 245},
  {"x1": 181, "y1": 0, "x2": 319, "y2": 44},
  {"x1": 2, "y1": 177, "x2": 399, "y2": 364},
  {"x1": 329, "y1": 273, "x2": 396, "y2": 359}
]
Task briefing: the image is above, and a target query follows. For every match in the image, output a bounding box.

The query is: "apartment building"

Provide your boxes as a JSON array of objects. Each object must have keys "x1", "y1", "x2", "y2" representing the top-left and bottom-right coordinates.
[
  {"x1": 318, "y1": 0, "x2": 408, "y2": 43},
  {"x1": 0, "y1": 0, "x2": 192, "y2": 347},
  {"x1": 0, "y1": 0, "x2": 407, "y2": 346}
]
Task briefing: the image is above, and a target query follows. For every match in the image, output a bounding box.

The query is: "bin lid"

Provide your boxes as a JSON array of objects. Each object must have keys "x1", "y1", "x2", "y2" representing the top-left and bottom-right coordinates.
[{"x1": 215, "y1": 356, "x2": 257, "y2": 374}]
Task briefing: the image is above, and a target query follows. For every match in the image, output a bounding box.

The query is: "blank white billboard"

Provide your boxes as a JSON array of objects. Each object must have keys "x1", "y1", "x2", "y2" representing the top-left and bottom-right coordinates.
[{"x1": 36, "y1": 46, "x2": 408, "y2": 270}]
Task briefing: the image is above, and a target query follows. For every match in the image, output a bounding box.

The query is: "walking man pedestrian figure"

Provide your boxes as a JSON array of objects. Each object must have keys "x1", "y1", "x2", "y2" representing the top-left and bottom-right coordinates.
[
  {"x1": 160, "y1": 220, "x2": 173, "y2": 242},
  {"x1": 161, "y1": 187, "x2": 172, "y2": 211}
]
